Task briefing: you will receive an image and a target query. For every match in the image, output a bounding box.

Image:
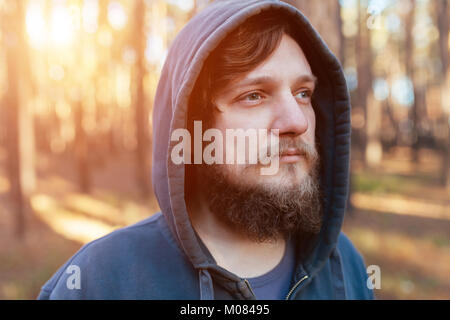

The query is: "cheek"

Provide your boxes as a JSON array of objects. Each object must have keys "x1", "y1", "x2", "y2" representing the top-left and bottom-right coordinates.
[
  {"x1": 215, "y1": 110, "x2": 272, "y2": 160},
  {"x1": 217, "y1": 107, "x2": 272, "y2": 131},
  {"x1": 307, "y1": 109, "x2": 316, "y2": 142}
]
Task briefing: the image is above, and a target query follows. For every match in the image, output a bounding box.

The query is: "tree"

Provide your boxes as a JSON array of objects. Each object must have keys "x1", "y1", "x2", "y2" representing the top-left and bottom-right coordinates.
[
  {"x1": 2, "y1": 1, "x2": 36, "y2": 238},
  {"x1": 73, "y1": 18, "x2": 91, "y2": 193},
  {"x1": 132, "y1": 0, "x2": 151, "y2": 196},
  {"x1": 355, "y1": 0, "x2": 378, "y2": 167},
  {"x1": 436, "y1": 0, "x2": 450, "y2": 188},
  {"x1": 404, "y1": 0, "x2": 421, "y2": 163},
  {"x1": 283, "y1": 0, "x2": 343, "y2": 60}
]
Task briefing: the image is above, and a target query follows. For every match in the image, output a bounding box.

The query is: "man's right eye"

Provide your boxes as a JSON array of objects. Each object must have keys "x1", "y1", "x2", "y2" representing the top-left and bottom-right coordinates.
[{"x1": 242, "y1": 92, "x2": 263, "y2": 102}]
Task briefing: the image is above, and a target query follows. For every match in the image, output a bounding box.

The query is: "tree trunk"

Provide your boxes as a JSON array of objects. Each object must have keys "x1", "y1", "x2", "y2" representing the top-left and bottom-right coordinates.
[
  {"x1": 133, "y1": 0, "x2": 151, "y2": 197},
  {"x1": 283, "y1": 0, "x2": 342, "y2": 59},
  {"x1": 404, "y1": 0, "x2": 421, "y2": 162},
  {"x1": 74, "y1": 99, "x2": 90, "y2": 193},
  {"x1": 436, "y1": 0, "x2": 450, "y2": 188},
  {"x1": 355, "y1": 0, "x2": 376, "y2": 167},
  {"x1": 2, "y1": 1, "x2": 36, "y2": 238},
  {"x1": 74, "y1": 31, "x2": 91, "y2": 193}
]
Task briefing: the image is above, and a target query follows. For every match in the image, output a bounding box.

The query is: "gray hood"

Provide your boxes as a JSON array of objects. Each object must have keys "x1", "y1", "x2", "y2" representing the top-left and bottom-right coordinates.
[{"x1": 152, "y1": 0, "x2": 351, "y2": 299}]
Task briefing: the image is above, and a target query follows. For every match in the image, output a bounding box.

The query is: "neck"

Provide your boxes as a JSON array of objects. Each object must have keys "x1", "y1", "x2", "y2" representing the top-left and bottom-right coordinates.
[{"x1": 186, "y1": 190, "x2": 286, "y2": 278}]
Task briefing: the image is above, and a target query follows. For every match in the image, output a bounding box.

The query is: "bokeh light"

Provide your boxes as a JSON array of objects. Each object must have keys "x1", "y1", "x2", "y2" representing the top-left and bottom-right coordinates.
[
  {"x1": 373, "y1": 78, "x2": 390, "y2": 101},
  {"x1": 392, "y1": 76, "x2": 415, "y2": 107},
  {"x1": 107, "y1": 1, "x2": 127, "y2": 30}
]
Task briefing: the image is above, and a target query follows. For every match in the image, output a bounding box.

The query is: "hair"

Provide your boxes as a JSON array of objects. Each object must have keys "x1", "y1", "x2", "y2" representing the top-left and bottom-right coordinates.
[{"x1": 188, "y1": 9, "x2": 301, "y2": 129}]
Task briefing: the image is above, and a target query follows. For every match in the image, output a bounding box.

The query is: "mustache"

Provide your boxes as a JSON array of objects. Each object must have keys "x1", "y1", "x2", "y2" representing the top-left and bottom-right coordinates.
[{"x1": 258, "y1": 138, "x2": 319, "y2": 164}]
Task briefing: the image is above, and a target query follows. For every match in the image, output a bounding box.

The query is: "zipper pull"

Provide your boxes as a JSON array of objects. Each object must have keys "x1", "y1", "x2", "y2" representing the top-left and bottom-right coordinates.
[
  {"x1": 243, "y1": 279, "x2": 256, "y2": 299},
  {"x1": 285, "y1": 275, "x2": 309, "y2": 300}
]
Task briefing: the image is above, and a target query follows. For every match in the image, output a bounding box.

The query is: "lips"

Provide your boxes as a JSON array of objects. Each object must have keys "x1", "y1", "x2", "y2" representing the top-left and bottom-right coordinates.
[
  {"x1": 279, "y1": 148, "x2": 305, "y2": 163},
  {"x1": 281, "y1": 148, "x2": 304, "y2": 157}
]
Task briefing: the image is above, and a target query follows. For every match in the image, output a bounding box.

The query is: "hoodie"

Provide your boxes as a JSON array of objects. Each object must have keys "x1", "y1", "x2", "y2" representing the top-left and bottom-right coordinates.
[{"x1": 38, "y1": 0, "x2": 374, "y2": 300}]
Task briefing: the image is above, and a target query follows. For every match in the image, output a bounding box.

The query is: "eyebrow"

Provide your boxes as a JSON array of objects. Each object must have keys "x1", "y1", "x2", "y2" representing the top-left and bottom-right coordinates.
[{"x1": 231, "y1": 74, "x2": 318, "y2": 90}]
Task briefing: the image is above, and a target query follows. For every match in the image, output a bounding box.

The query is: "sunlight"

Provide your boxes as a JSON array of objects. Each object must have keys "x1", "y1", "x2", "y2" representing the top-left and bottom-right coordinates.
[
  {"x1": 48, "y1": 64, "x2": 65, "y2": 81},
  {"x1": 145, "y1": 34, "x2": 167, "y2": 66},
  {"x1": 166, "y1": 0, "x2": 194, "y2": 12},
  {"x1": 26, "y1": 3, "x2": 46, "y2": 49},
  {"x1": 346, "y1": 226, "x2": 450, "y2": 288},
  {"x1": 351, "y1": 192, "x2": 450, "y2": 221},
  {"x1": 50, "y1": 4, "x2": 77, "y2": 47},
  {"x1": 64, "y1": 193, "x2": 123, "y2": 225},
  {"x1": 82, "y1": 0, "x2": 99, "y2": 34},
  {"x1": 31, "y1": 194, "x2": 116, "y2": 244},
  {"x1": 108, "y1": 1, "x2": 127, "y2": 30}
]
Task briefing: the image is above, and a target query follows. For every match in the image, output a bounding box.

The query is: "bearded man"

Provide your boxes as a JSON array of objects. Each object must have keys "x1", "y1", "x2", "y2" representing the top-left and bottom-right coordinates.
[{"x1": 39, "y1": 0, "x2": 374, "y2": 300}]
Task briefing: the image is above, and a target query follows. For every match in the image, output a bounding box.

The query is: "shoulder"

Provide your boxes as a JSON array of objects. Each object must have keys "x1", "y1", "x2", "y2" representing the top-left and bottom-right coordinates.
[
  {"x1": 38, "y1": 212, "x2": 194, "y2": 299},
  {"x1": 67, "y1": 212, "x2": 168, "y2": 265},
  {"x1": 336, "y1": 232, "x2": 362, "y2": 260},
  {"x1": 336, "y1": 232, "x2": 375, "y2": 299},
  {"x1": 336, "y1": 231, "x2": 366, "y2": 272}
]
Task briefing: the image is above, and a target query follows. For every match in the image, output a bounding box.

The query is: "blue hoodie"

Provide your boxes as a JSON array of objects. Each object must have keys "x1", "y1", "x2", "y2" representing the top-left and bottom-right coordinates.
[{"x1": 38, "y1": 0, "x2": 374, "y2": 300}]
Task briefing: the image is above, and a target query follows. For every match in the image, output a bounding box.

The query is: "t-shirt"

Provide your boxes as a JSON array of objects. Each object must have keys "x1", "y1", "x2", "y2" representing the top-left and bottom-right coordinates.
[{"x1": 246, "y1": 237, "x2": 296, "y2": 300}]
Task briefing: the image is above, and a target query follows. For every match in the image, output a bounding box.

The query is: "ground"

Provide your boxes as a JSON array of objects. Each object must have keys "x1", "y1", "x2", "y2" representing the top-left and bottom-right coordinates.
[{"x1": 0, "y1": 146, "x2": 449, "y2": 299}]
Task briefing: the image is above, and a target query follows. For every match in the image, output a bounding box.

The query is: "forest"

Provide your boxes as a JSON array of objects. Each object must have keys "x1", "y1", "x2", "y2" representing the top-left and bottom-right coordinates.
[{"x1": 0, "y1": 0, "x2": 449, "y2": 299}]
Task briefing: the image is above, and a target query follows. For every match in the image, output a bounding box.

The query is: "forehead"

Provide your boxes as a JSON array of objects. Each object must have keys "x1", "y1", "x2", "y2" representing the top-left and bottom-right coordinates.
[
  {"x1": 240, "y1": 33, "x2": 313, "y2": 83},
  {"x1": 253, "y1": 34, "x2": 312, "y2": 75}
]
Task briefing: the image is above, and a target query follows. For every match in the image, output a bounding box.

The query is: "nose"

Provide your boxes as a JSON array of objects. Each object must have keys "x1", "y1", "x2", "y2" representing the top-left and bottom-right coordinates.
[{"x1": 271, "y1": 91, "x2": 309, "y2": 138}]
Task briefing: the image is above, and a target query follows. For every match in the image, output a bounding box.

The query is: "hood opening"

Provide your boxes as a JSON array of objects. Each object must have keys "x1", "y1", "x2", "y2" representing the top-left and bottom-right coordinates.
[{"x1": 152, "y1": 0, "x2": 351, "y2": 297}]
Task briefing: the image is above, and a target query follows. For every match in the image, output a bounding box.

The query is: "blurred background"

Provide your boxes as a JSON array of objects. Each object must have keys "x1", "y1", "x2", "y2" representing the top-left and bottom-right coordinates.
[{"x1": 0, "y1": 0, "x2": 449, "y2": 299}]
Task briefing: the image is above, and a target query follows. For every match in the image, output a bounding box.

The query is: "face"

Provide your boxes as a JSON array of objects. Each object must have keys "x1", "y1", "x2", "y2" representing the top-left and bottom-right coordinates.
[
  {"x1": 193, "y1": 33, "x2": 323, "y2": 241},
  {"x1": 212, "y1": 33, "x2": 318, "y2": 191}
]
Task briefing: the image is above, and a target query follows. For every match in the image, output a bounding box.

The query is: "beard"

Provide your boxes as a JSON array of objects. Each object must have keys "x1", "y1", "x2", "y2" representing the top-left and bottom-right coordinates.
[{"x1": 197, "y1": 139, "x2": 323, "y2": 243}]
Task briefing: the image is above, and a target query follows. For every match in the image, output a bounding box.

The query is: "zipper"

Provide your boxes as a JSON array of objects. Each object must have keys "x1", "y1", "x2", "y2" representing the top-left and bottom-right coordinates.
[
  {"x1": 244, "y1": 279, "x2": 256, "y2": 298},
  {"x1": 285, "y1": 275, "x2": 309, "y2": 300}
]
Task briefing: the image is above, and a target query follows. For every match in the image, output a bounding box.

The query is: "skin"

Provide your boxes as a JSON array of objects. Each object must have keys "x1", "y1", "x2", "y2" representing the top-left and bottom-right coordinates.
[{"x1": 187, "y1": 34, "x2": 317, "y2": 278}]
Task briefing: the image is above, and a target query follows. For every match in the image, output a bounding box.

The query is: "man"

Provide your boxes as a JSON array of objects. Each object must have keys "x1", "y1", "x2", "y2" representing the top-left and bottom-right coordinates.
[{"x1": 38, "y1": 0, "x2": 374, "y2": 300}]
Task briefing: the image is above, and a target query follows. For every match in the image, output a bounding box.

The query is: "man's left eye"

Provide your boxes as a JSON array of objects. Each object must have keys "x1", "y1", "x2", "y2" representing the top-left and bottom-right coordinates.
[{"x1": 294, "y1": 90, "x2": 312, "y2": 100}]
